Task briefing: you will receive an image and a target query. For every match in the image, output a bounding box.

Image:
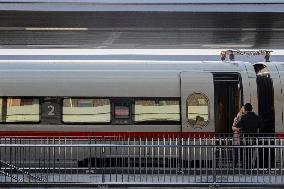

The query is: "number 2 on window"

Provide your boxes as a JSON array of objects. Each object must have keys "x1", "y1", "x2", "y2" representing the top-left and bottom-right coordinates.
[{"x1": 48, "y1": 105, "x2": 55, "y2": 116}]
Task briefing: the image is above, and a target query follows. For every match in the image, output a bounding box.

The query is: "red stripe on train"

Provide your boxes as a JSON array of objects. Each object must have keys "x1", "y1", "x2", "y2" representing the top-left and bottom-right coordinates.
[
  {"x1": 0, "y1": 131, "x2": 214, "y2": 139},
  {"x1": 276, "y1": 133, "x2": 284, "y2": 138}
]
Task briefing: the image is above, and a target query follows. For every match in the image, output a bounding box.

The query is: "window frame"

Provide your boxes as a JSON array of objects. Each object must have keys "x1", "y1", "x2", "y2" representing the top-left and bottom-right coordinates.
[
  {"x1": 61, "y1": 97, "x2": 181, "y2": 125},
  {"x1": 111, "y1": 98, "x2": 133, "y2": 125},
  {"x1": 186, "y1": 93, "x2": 209, "y2": 128},
  {"x1": 61, "y1": 97, "x2": 111, "y2": 125},
  {"x1": 0, "y1": 96, "x2": 182, "y2": 125},
  {"x1": 133, "y1": 97, "x2": 181, "y2": 125},
  {"x1": 0, "y1": 96, "x2": 41, "y2": 124}
]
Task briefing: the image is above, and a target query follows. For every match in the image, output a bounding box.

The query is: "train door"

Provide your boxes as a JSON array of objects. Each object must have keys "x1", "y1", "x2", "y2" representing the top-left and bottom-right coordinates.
[
  {"x1": 254, "y1": 64, "x2": 275, "y2": 168},
  {"x1": 180, "y1": 72, "x2": 214, "y2": 133},
  {"x1": 213, "y1": 73, "x2": 242, "y2": 133},
  {"x1": 254, "y1": 64, "x2": 275, "y2": 134}
]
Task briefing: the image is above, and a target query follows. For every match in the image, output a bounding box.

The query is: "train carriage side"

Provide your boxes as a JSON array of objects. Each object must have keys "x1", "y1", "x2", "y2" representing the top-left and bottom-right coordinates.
[
  {"x1": 0, "y1": 61, "x2": 263, "y2": 137},
  {"x1": 0, "y1": 62, "x2": 183, "y2": 138},
  {"x1": 0, "y1": 62, "x2": 186, "y2": 166},
  {"x1": 0, "y1": 60, "x2": 273, "y2": 167}
]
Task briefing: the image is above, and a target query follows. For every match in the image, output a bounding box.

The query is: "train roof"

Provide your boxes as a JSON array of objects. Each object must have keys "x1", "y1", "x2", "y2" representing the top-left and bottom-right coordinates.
[
  {"x1": 0, "y1": 60, "x2": 255, "y2": 97},
  {"x1": 0, "y1": 60, "x2": 250, "y2": 72}
]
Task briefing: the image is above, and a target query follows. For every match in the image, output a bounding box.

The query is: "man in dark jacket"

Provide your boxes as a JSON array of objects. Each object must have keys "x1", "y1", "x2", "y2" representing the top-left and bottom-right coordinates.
[
  {"x1": 235, "y1": 103, "x2": 263, "y2": 169},
  {"x1": 236, "y1": 103, "x2": 263, "y2": 134}
]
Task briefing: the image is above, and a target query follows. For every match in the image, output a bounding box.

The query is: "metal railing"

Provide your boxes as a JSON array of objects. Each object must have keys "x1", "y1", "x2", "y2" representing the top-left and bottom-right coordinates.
[{"x1": 0, "y1": 134, "x2": 283, "y2": 187}]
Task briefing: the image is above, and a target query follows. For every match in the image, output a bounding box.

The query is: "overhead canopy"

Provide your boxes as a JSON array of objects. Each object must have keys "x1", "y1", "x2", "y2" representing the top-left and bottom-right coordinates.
[
  {"x1": 0, "y1": 1, "x2": 284, "y2": 49},
  {"x1": 1, "y1": 0, "x2": 284, "y2": 12}
]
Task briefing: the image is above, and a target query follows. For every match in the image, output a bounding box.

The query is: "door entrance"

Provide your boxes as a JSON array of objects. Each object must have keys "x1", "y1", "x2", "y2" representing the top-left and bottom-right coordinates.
[
  {"x1": 254, "y1": 64, "x2": 275, "y2": 168},
  {"x1": 214, "y1": 73, "x2": 242, "y2": 133},
  {"x1": 254, "y1": 64, "x2": 275, "y2": 133},
  {"x1": 255, "y1": 73, "x2": 275, "y2": 133}
]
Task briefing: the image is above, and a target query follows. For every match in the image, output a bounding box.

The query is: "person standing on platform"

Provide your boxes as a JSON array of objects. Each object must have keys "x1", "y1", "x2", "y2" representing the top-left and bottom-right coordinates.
[
  {"x1": 232, "y1": 106, "x2": 244, "y2": 136},
  {"x1": 236, "y1": 103, "x2": 263, "y2": 135},
  {"x1": 235, "y1": 103, "x2": 263, "y2": 169},
  {"x1": 232, "y1": 106, "x2": 244, "y2": 167}
]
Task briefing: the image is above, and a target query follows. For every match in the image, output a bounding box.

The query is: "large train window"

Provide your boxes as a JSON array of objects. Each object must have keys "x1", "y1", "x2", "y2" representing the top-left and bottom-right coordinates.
[
  {"x1": 187, "y1": 93, "x2": 209, "y2": 128},
  {"x1": 134, "y1": 100, "x2": 180, "y2": 124},
  {"x1": 62, "y1": 98, "x2": 111, "y2": 123},
  {"x1": 0, "y1": 97, "x2": 40, "y2": 123}
]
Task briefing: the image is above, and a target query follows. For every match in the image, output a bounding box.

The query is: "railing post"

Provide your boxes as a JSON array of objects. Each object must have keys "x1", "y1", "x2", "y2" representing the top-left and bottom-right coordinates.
[
  {"x1": 213, "y1": 137, "x2": 217, "y2": 184},
  {"x1": 102, "y1": 141, "x2": 105, "y2": 183},
  {"x1": 178, "y1": 136, "x2": 183, "y2": 174}
]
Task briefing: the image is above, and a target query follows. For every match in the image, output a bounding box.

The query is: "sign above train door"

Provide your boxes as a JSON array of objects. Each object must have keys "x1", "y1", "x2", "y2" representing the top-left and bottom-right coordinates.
[{"x1": 180, "y1": 72, "x2": 214, "y2": 133}]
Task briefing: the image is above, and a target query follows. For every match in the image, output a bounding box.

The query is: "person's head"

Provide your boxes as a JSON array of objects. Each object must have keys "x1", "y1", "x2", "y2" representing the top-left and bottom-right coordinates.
[{"x1": 244, "y1": 103, "x2": 253, "y2": 112}]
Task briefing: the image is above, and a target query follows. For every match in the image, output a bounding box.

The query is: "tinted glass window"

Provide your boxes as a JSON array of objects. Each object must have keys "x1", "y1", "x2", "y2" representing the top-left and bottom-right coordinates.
[
  {"x1": 114, "y1": 105, "x2": 130, "y2": 119},
  {"x1": 1, "y1": 98, "x2": 40, "y2": 123},
  {"x1": 134, "y1": 100, "x2": 180, "y2": 123},
  {"x1": 187, "y1": 93, "x2": 209, "y2": 128},
  {"x1": 63, "y1": 98, "x2": 110, "y2": 123}
]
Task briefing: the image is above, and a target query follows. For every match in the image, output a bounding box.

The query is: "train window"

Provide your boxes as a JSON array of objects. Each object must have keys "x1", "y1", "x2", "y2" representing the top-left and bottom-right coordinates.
[
  {"x1": 134, "y1": 100, "x2": 180, "y2": 123},
  {"x1": 114, "y1": 104, "x2": 130, "y2": 119},
  {"x1": 62, "y1": 98, "x2": 111, "y2": 123},
  {"x1": 0, "y1": 98, "x2": 40, "y2": 123},
  {"x1": 111, "y1": 100, "x2": 132, "y2": 124},
  {"x1": 187, "y1": 93, "x2": 209, "y2": 128}
]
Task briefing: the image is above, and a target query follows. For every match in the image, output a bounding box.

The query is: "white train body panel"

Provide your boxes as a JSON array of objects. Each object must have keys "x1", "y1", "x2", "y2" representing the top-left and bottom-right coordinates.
[
  {"x1": 0, "y1": 60, "x2": 279, "y2": 136},
  {"x1": 0, "y1": 59, "x2": 282, "y2": 164}
]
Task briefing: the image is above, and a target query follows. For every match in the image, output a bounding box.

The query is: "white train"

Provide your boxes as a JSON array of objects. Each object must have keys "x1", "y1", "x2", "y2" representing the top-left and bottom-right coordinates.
[{"x1": 0, "y1": 60, "x2": 282, "y2": 138}]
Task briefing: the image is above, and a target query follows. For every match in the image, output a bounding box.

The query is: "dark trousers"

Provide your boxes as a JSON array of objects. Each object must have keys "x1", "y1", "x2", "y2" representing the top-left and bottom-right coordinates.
[{"x1": 240, "y1": 136, "x2": 257, "y2": 169}]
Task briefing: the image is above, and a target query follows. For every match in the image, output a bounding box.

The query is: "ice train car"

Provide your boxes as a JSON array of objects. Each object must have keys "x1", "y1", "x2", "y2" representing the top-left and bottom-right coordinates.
[{"x1": 0, "y1": 60, "x2": 281, "y2": 137}]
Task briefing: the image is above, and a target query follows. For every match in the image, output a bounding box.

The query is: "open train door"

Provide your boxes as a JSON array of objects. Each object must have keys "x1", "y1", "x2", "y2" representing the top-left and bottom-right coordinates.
[
  {"x1": 254, "y1": 63, "x2": 276, "y2": 168},
  {"x1": 180, "y1": 72, "x2": 215, "y2": 136}
]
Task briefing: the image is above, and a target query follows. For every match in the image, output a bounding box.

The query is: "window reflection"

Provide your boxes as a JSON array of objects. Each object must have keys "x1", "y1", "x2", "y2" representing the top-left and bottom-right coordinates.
[
  {"x1": 4, "y1": 98, "x2": 39, "y2": 122},
  {"x1": 187, "y1": 93, "x2": 209, "y2": 128},
  {"x1": 63, "y1": 98, "x2": 110, "y2": 123},
  {"x1": 114, "y1": 105, "x2": 130, "y2": 119},
  {"x1": 134, "y1": 100, "x2": 180, "y2": 123}
]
